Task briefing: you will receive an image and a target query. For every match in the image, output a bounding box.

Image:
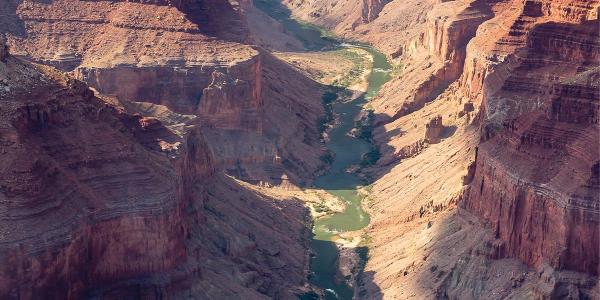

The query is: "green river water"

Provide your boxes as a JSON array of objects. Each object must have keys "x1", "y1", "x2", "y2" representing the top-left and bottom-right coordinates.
[
  {"x1": 310, "y1": 46, "x2": 391, "y2": 299},
  {"x1": 254, "y1": 1, "x2": 393, "y2": 299}
]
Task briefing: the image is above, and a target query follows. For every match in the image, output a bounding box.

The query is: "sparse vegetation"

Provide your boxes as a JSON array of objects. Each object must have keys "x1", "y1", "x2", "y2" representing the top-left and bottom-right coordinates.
[
  {"x1": 361, "y1": 149, "x2": 381, "y2": 167},
  {"x1": 390, "y1": 63, "x2": 404, "y2": 78},
  {"x1": 354, "y1": 110, "x2": 375, "y2": 142},
  {"x1": 319, "y1": 151, "x2": 334, "y2": 164},
  {"x1": 314, "y1": 202, "x2": 332, "y2": 214},
  {"x1": 354, "y1": 110, "x2": 381, "y2": 167},
  {"x1": 330, "y1": 48, "x2": 369, "y2": 88},
  {"x1": 318, "y1": 88, "x2": 338, "y2": 137}
]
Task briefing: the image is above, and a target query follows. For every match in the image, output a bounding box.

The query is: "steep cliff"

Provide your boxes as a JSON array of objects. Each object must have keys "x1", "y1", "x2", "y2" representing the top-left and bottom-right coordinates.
[
  {"x1": 0, "y1": 38, "x2": 311, "y2": 299},
  {"x1": 370, "y1": 0, "x2": 492, "y2": 124},
  {"x1": 462, "y1": 10, "x2": 600, "y2": 277},
  {"x1": 3, "y1": 0, "x2": 326, "y2": 185},
  {"x1": 369, "y1": 0, "x2": 599, "y2": 297}
]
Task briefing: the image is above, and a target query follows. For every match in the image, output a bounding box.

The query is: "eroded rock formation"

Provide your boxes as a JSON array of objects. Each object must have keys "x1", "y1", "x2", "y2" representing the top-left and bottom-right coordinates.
[
  {"x1": 3, "y1": 0, "x2": 326, "y2": 185},
  {"x1": 0, "y1": 43, "x2": 311, "y2": 299},
  {"x1": 462, "y1": 16, "x2": 600, "y2": 276}
]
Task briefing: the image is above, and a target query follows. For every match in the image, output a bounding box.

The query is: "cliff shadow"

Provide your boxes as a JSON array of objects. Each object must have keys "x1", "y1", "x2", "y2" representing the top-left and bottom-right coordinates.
[
  {"x1": 84, "y1": 173, "x2": 314, "y2": 299},
  {"x1": 253, "y1": 0, "x2": 338, "y2": 51},
  {"x1": 359, "y1": 112, "x2": 462, "y2": 186},
  {"x1": 199, "y1": 174, "x2": 314, "y2": 298},
  {"x1": 0, "y1": 0, "x2": 27, "y2": 38},
  {"x1": 355, "y1": 246, "x2": 383, "y2": 300}
]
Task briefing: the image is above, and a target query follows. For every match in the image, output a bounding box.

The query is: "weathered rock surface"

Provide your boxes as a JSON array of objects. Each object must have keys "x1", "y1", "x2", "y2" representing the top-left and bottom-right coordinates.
[
  {"x1": 284, "y1": 0, "x2": 600, "y2": 298},
  {"x1": 284, "y1": 0, "x2": 386, "y2": 31},
  {"x1": 3, "y1": 0, "x2": 326, "y2": 185},
  {"x1": 0, "y1": 47, "x2": 311, "y2": 299},
  {"x1": 462, "y1": 15, "x2": 600, "y2": 276}
]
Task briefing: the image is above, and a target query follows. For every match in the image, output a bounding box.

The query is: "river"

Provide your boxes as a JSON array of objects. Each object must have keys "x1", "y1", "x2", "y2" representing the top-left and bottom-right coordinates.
[{"x1": 254, "y1": 1, "x2": 393, "y2": 299}]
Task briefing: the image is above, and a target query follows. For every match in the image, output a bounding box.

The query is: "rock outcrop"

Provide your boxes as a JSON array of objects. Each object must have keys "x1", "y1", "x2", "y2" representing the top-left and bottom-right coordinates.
[
  {"x1": 0, "y1": 45, "x2": 311, "y2": 299},
  {"x1": 199, "y1": 59, "x2": 263, "y2": 131},
  {"x1": 3, "y1": 0, "x2": 326, "y2": 185},
  {"x1": 462, "y1": 15, "x2": 600, "y2": 276},
  {"x1": 424, "y1": 115, "x2": 444, "y2": 144}
]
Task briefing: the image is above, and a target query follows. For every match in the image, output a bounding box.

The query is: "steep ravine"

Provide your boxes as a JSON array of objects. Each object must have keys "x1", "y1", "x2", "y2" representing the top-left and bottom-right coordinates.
[{"x1": 255, "y1": 1, "x2": 394, "y2": 298}]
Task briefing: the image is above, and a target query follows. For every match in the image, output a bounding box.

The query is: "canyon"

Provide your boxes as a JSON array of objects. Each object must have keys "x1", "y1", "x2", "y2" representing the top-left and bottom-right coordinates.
[
  {"x1": 0, "y1": 0, "x2": 598, "y2": 299},
  {"x1": 0, "y1": 0, "x2": 324, "y2": 298},
  {"x1": 0, "y1": 34, "x2": 314, "y2": 299},
  {"x1": 279, "y1": 0, "x2": 599, "y2": 298},
  {"x1": 3, "y1": 0, "x2": 327, "y2": 185}
]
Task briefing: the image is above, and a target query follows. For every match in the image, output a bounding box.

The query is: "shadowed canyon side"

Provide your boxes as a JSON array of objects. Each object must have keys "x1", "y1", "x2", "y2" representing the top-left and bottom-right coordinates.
[
  {"x1": 0, "y1": 40, "x2": 313, "y2": 299},
  {"x1": 2, "y1": 0, "x2": 326, "y2": 186},
  {"x1": 0, "y1": 1, "x2": 326, "y2": 298},
  {"x1": 281, "y1": 0, "x2": 600, "y2": 298}
]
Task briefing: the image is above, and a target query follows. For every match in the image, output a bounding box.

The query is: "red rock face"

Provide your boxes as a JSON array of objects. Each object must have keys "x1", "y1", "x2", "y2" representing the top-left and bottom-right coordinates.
[
  {"x1": 198, "y1": 54, "x2": 264, "y2": 132},
  {"x1": 0, "y1": 54, "x2": 191, "y2": 298},
  {"x1": 3, "y1": 0, "x2": 326, "y2": 184},
  {"x1": 462, "y1": 6, "x2": 600, "y2": 276},
  {"x1": 0, "y1": 46, "x2": 310, "y2": 298}
]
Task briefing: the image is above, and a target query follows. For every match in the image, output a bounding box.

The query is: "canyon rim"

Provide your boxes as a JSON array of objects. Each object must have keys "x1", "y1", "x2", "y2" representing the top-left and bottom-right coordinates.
[{"x1": 0, "y1": 0, "x2": 598, "y2": 299}]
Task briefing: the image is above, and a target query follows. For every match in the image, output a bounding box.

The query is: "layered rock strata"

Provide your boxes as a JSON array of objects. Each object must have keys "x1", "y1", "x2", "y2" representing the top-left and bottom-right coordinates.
[
  {"x1": 462, "y1": 15, "x2": 600, "y2": 276},
  {"x1": 282, "y1": 0, "x2": 600, "y2": 298},
  {"x1": 3, "y1": 0, "x2": 326, "y2": 185},
  {"x1": 0, "y1": 45, "x2": 310, "y2": 299}
]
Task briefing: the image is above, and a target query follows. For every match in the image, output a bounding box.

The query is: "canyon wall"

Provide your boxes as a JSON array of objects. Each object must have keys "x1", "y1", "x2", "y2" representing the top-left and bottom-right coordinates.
[
  {"x1": 3, "y1": 0, "x2": 326, "y2": 185},
  {"x1": 282, "y1": 0, "x2": 386, "y2": 31},
  {"x1": 0, "y1": 49, "x2": 189, "y2": 297},
  {"x1": 283, "y1": 0, "x2": 600, "y2": 298},
  {"x1": 461, "y1": 9, "x2": 600, "y2": 276},
  {"x1": 281, "y1": 0, "x2": 435, "y2": 55},
  {"x1": 0, "y1": 1, "x2": 325, "y2": 298},
  {"x1": 0, "y1": 41, "x2": 311, "y2": 299},
  {"x1": 376, "y1": 0, "x2": 492, "y2": 123}
]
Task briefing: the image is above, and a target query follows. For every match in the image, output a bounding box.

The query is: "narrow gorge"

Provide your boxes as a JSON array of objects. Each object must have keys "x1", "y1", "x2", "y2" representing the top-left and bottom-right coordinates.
[{"x1": 0, "y1": 0, "x2": 598, "y2": 299}]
